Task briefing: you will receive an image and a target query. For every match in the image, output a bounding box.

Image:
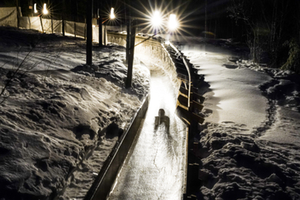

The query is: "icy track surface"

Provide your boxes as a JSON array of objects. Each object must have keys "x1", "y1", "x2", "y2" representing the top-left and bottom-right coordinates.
[
  {"x1": 0, "y1": 27, "x2": 149, "y2": 200},
  {"x1": 108, "y1": 70, "x2": 186, "y2": 200}
]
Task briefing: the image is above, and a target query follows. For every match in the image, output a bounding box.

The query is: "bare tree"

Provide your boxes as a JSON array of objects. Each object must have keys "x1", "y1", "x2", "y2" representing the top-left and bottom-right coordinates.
[{"x1": 228, "y1": 0, "x2": 291, "y2": 65}]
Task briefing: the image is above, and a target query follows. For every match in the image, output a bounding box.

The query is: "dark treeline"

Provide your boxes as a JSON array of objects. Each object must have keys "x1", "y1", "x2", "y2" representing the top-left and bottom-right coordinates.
[{"x1": 227, "y1": 0, "x2": 300, "y2": 73}]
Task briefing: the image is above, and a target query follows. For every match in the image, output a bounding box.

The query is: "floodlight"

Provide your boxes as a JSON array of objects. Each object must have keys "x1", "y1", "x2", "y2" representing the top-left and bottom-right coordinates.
[
  {"x1": 151, "y1": 10, "x2": 163, "y2": 28},
  {"x1": 110, "y1": 7, "x2": 115, "y2": 19},
  {"x1": 34, "y1": 3, "x2": 38, "y2": 14},
  {"x1": 168, "y1": 14, "x2": 178, "y2": 31},
  {"x1": 42, "y1": 3, "x2": 48, "y2": 15}
]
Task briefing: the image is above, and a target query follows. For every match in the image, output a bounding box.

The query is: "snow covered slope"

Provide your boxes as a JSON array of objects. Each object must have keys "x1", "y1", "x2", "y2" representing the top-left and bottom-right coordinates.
[
  {"x1": 181, "y1": 41, "x2": 300, "y2": 199},
  {"x1": 0, "y1": 27, "x2": 149, "y2": 200}
]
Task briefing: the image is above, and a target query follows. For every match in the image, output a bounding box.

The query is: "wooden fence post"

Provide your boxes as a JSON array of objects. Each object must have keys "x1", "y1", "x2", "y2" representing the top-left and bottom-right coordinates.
[
  {"x1": 40, "y1": 16, "x2": 44, "y2": 32},
  {"x1": 51, "y1": 15, "x2": 53, "y2": 33},
  {"x1": 86, "y1": 0, "x2": 93, "y2": 65},
  {"x1": 125, "y1": 19, "x2": 136, "y2": 88},
  {"x1": 16, "y1": 0, "x2": 20, "y2": 28},
  {"x1": 125, "y1": 20, "x2": 130, "y2": 64},
  {"x1": 99, "y1": 16, "x2": 102, "y2": 46}
]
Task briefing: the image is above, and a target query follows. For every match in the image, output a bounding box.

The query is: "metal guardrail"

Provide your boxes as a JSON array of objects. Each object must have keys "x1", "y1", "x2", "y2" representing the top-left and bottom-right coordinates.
[
  {"x1": 163, "y1": 42, "x2": 205, "y2": 125},
  {"x1": 162, "y1": 41, "x2": 206, "y2": 200}
]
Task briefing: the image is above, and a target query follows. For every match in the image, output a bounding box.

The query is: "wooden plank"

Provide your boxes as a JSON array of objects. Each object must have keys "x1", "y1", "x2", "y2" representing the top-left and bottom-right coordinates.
[
  {"x1": 176, "y1": 105, "x2": 205, "y2": 124},
  {"x1": 192, "y1": 92, "x2": 205, "y2": 104},
  {"x1": 177, "y1": 94, "x2": 188, "y2": 108},
  {"x1": 177, "y1": 73, "x2": 189, "y2": 82},
  {"x1": 191, "y1": 100, "x2": 204, "y2": 112},
  {"x1": 177, "y1": 100, "x2": 189, "y2": 111},
  {"x1": 180, "y1": 87, "x2": 205, "y2": 104},
  {"x1": 176, "y1": 67, "x2": 188, "y2": 75},
  {"x1": 178, "y1": 91, "x2": 188, "y2": 99}
]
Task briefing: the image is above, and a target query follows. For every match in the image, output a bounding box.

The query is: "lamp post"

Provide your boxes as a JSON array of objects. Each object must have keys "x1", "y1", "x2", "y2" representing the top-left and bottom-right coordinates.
[
  {"x1": 97, "y1": 7, "x2": 115, "y2": 46},
  {"x1": 125, "y1": 18, "x2": 136, "y2": 88},
  {"x1": 40, "y1": 3, "x2": 53, "y2": 33},
  {"x1": 38, "y1": 3, "x2": 49, "y2": 33},
  {"x1": 97, "y1": 8, "x2": 102, "y2": 46},
  {"x1": 87, "y1": 5, "x2": 115, "y2": 65},
  {"x1": 16, "y1": 0, "x2": 19, "y2": 28},
  {"x1": 125, "y1": 11, "x2": 179, "y2": 88},
  {"x1": 86, "y1": 0, "x2": 93, "y2": 65},
  {"x1": 62, "y1": 0, "x2": 65, "y2": 36}
]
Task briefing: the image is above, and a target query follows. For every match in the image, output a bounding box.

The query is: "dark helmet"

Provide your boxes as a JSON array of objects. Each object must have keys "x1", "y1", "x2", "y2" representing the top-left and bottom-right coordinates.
[{"x1": 158, "y1": 109, "x2": 165, "y2": 117}]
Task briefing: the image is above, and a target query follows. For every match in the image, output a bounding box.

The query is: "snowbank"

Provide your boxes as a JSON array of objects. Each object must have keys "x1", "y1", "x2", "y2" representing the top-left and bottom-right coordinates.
[
  {"x1": 0, "y1": 27, "x2": 149, "y2": 200},
  {"x1": 236, "y1": 59, "x2": 300, "y2": 145},
  {"x1": 182, "y1": 41, "x2": 300, "y2": 199},
  {"x1": 195, "y1": 122, "x2": 300, "y2": 200}
]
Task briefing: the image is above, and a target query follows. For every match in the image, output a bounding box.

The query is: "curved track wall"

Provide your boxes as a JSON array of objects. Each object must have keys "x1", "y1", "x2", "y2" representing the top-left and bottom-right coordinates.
[
  {"x1": 85, "y1": 33, "x2": 182, "y2": 200},
  {"x1": 84, "y1": 96, "x2": 149, "y2": 200},
  {"x1": 107, "y1": 33, "x2": 181, "y2": 93}
]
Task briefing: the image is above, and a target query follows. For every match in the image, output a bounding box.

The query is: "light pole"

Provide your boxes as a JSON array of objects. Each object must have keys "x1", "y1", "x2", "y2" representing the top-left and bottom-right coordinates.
[
  {"x1": 86, "y1": 0, "x2": 93, "y2": 65},
  {"x1": 38, "y1": 3, "x2": 49, "y2": 33},
  {"x1": 125, "y1": 18, "x2": 136, "y2": 88},
  {"x1": 97, "y1": 7, "x2": 116, "y2": 46},
  {"x1": 125, "y1": 11, "x2": 179, "y2": 88},
  {"x1": 16, "y1": 0, "x2": 19, "y2": 28},
  {"x1": 205, "y1": 0, "x2": 207, "y2": 40},
  {"x1": 62, "y1": 0, "x2": 65, "y2": 36},
  {"x1": 97, "y1": 8, "x2": 102, "y2": 46}
]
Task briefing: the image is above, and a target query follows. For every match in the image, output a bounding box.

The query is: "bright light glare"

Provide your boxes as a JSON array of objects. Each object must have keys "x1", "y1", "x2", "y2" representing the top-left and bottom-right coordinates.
[
  {"x1": 151, "y1": 10, "x2": 163, "y2": 28},
  {"x1": 42, "y1": 3, "x2": 48, "y2": 15},
  {"x1": 34, "y1": 3, "x2": 38, "y2": 14},
  {"x1": 110, "y1": 7, "x2": 115, "y2": 19},
  {"x1": 168, "y1": 14, "x2": 178, "y2": 31}
]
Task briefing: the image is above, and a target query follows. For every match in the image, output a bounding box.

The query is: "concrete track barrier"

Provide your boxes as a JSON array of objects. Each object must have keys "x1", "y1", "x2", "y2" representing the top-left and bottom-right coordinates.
[{"x1": 84, "y1": 95, "x2": 149, "y2": 200}]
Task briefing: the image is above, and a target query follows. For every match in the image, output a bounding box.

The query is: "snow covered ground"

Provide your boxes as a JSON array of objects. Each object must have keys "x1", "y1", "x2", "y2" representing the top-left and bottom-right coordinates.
[
  {"x1": 181, "y1": 41, "x2": 300, "y2": 199},
  {"x1": 0, "y1": 27, "x2": 149, "y2": 200},
  {"x1": 1, "y1": 26, "x2": 300, "y2": 200}
]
